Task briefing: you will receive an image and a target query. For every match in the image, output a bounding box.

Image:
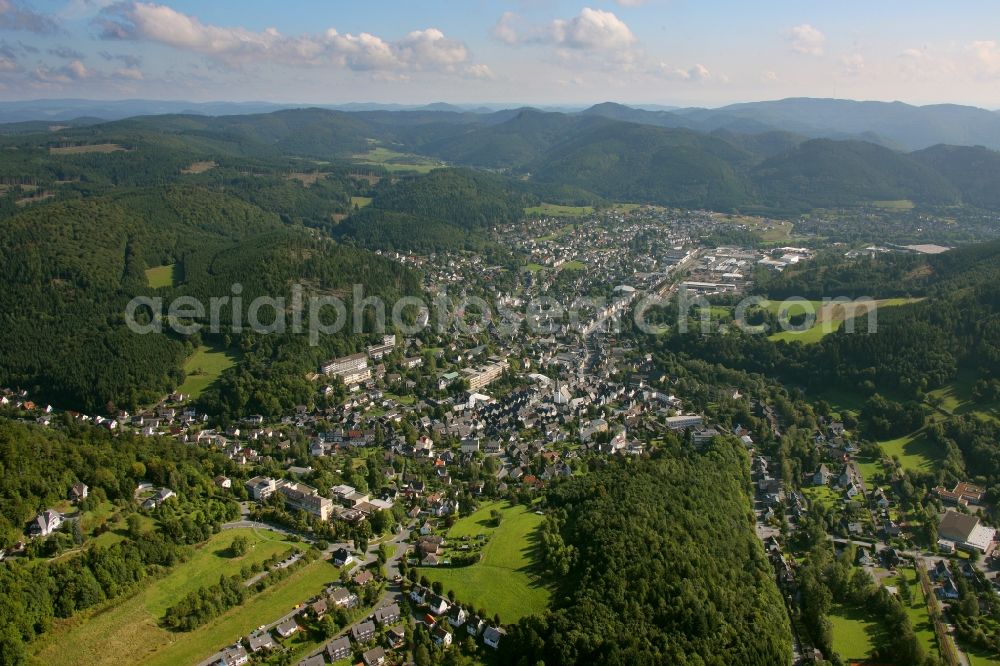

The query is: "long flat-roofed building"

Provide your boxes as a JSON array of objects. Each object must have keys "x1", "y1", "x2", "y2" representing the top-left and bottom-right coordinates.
[{"x1": 321, "y1": 352, "x2": 371, "y2": 385}]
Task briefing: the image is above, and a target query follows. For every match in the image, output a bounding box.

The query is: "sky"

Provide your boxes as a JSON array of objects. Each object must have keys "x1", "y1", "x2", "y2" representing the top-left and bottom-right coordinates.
[{"x1": 3, "y1": 0, "x2": 1000, "y2": 107}]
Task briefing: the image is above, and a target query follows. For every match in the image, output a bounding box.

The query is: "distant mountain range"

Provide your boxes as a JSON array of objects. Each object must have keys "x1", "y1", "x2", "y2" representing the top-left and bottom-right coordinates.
[
  {"x1": 6, "y1": 99, "x2": 1000, "y2": 214},
  {"x1": 5, "y1": 97, "x2": 1000, "y2": 150}
]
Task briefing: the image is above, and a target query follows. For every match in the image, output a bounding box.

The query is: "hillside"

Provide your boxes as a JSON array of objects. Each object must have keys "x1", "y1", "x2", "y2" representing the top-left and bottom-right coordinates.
[
  {"x1": 912, "y1": 144, "x2": 1000, "y2": 209},
  {"x1": 526, "y1": 121, "x2": 753, "y2": 210},
  {"x1": 334, "y1": 168, "x2": 528, "y2": 252},
  {"x1": 0, "y1": 186, "x2": 417, "y2": 415},
  {"x1": 503, "y1": 443, "x2": 792, "y2": 665},
  {"x1": 751, "y1": 139, "x2": 960, "y2": 210}
]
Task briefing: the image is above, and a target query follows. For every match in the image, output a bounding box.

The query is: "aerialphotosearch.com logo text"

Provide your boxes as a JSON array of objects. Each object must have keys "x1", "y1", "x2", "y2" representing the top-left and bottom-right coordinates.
[{"x1": 124, "y1": 283, "x2": 879, "y2": 344}]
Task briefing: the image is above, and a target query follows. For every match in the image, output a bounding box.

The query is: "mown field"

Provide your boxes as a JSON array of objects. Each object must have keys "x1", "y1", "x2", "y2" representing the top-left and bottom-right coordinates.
[
  {"x1": 144, "y1": 263, "x2": 176, "y2": 288},
  {"x1": 879, "y1": 429, "x2": 943, "y2": 473},
  {"x1": 352, "y1": 146, "x2": 443, "y2": 173},
  {"x1": 177, "y1": 345, "x2": 239, "y2": 398},
  {"x1": 926, "y1": 369, "x2": 1000, "y2": 423},
  {"x1": 829, "y1": 602, "x2": 879, "y2": 661},
  {"x1": 896, "y1": 568, "x2": 938, "y2": 658},
  {"x1": 524, "y1": 203, "x2": 594, "y2": 217},
  {"x1": 419, "y1": 501, "x2": 551, "y2": 623},
  {"x1": 768, "y1": 298, "x2": 918, "y2": 344},
  {"x1": 30, "y1": 529, "x2": 332, "y2": 666}
]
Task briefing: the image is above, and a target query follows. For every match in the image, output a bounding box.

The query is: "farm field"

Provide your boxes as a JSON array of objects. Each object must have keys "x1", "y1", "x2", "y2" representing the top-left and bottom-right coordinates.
[
  {"x1": 420, "y1": 502, "x2": 551, "y2": 623},
  {"x1": 177, "y1": 345, "x2": 238, "y2": 398},
  {"x1": 872, "y1": 199, "x2": 916, "y2": 210},
  {"x1": 350, "y1": 196, "x2": 373, "y2": 209},
  {"x1": 49, "y1": 143, "x2": 127, "y2": 154},
  {"x1": 879, "y1": 429, "x2": 943, "y2": 473},
  {"x1": 144, "y1": 263, "x2": 176, "y2": 288},
  {"x1": 768, "y1": 298, "x2": 918, "y2": 344},
  {"x1": 829, "y1": 602, "x2": 879, "y2": 661},
  {"x1": 30, "y1": 529, "x2": 315, "y2": 666},
  {"x1": 352, "y1": 146, "x2": 442, "y2": 173},
  {"x1": 180, "y1": 161, "x2": 217, "y2": 174},
  {"x1": 524, "y1": 203, "x2": 594, "y2": 217}
]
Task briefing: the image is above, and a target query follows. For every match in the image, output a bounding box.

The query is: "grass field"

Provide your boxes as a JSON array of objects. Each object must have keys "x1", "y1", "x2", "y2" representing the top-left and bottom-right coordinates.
[
  {"x1": 560, "y1": 260, "x2": 586, "y2": 271},
  {"x1": 350, "y1": 196, "x2": 373, "y2": 209},
  {"x1": 181, "y1": 161, "x2": 217, "y2": 174},
  {"x1": 854, "y1": 457, "x2": 884, "y2": 485},
  {"x1": 420, "y1": 502, "x2": 551, "y2": 623},
  {"x1": 177, "y1": 345, "x2": 238, "y2": 398},
  {"x1": 524, "y1": 203, "x2": 594, "y2": 217},
  {"x1": 880, "y1": 429, "x2": 943, "y2": 473},
  {"x1": 144, "y1": 263, "x2": 176, "y2": 288},
  {"x1": 524, "y1": 262, "x2": 545, "y2": 273},
  {"x1": 872, "y1": 199, "x2": 916, "y2": 210},
  {"x1": 30, "y1": 529, "x2": 327, "y2": 666},
  {"x1": 966, "y1": 647, "x2": 1000, "y2": 665},
  {"x1": 896, "y1": 568, "x2": 939, "y2": 658},
  {"x1": 829, "y1": 602, "x2": 879, "y2": 661},
  {"x1": 768, "y1": 298, "x2": 917, "y2": 344},
  {"x1": 352, "y1": 146, "x2": 442, "y2": 173},
  {"x1": 926, "y1": 369, "x2": 1000, "y2": 423},
  {"x1": 49, "y1": 143, "x2": 127, "y2": 155}
]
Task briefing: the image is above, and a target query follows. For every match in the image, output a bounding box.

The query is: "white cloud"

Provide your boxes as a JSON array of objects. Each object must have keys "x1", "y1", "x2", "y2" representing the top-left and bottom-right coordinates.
[
  {"x1": 761, "y1": 70, "x2": 778, "y2": 83},
  {"x1": 971, "y1": 40, "x2": 1000, "y2": 77},
  {"x1": 786, "y1": 23, "x2": 825, "y2": 56},
  {"x1": 656, "y1": 62, "x2": 712, "y2": 82},
  {"x1": 492, "y1": 11, "x2": 521, "y2": 46},
  {"x1": 552, "y1": 8, "x2": 635, "y2": 51},
  {"x1": 66, "y1": 58, "x2": 90, "y2": 78},
  {"x1": 494, "y1": 7, "x2": 635, "y2": 52},
  {"x1": 115, "y1": 65, "x2": 143, "y2": 79},
  {"x1": 0, "y1": 0, "x2": 60, "y2": 34},
  {"x1": 97, "y1": 2, "x2": 482, "y2": 76},
  {"x1": 840, "y1": 53, "x2": 864, "y2": 76}
]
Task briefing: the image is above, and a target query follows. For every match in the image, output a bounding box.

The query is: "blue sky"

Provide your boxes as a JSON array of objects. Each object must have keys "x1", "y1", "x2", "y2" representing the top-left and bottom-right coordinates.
[{"x1": 4, "y1": 0, "x2": 1000, "y2": 107}]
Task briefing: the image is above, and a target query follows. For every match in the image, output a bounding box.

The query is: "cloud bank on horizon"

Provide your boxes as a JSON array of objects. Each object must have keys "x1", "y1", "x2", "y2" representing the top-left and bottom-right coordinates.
[{"x1": 2, "y1": 0, "x2": 1000, "y2": 107}]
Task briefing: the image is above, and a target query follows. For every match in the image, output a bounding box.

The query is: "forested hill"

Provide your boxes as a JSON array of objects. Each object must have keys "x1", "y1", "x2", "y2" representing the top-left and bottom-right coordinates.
[
  {"x1": 7, "y1": 106, "x2": 1000, "y2": 216},
  {"x1": 503, "y1": 440, "x2": 792, "y2": 666},
  {"x1": 333, "y1": 168, "x2": 530, "y2": 252},
  {"x1": 0, "y1": 186, "x2": 418, "y2": 415},
  {"x1": 670, "y1": 240, "x2": 1000, "y2": 409}
]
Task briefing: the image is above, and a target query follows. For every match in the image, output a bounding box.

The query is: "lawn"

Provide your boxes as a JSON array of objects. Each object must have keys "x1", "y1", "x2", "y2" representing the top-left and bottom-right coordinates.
[
  {"x1": 524, "y1": 203, "x2": 594, "y2": 217},
  {"x1": 854, "y1": 457, "x2": 884, "y2": 485},
  {"x1": 560, "y1": 260, "x2": 586, "y2": 271},
  {"x1": 350, "y1": 196, "x2": 372, "y2": 209},
  {"x1": 177, "y1": 345, "x2": 238, "y2": 398},
  {"x1": 144, "y1": 263, "x2": 176, "y2": 288},
  {"x1": 420, "y1": 502, "x2": 551, "y2": 623},
  {"x1": 880, "y1": 429, "x2": 943, "y2": 473},
  {"x1": 967, "y1": 647, "x2": 1000, "y2": 666},
  {"x1": 523, "y1": 262, "x2": 545, "y2": 273},
  {"x1": 30, "y1": 529, "x2": 326, "y2": 666},
  {"x1": 802, "y1": 484, "x2": 841, "y2": 511},
  {"x1": 829, "y1": 602, "x2": 879, "y2": 661}
]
